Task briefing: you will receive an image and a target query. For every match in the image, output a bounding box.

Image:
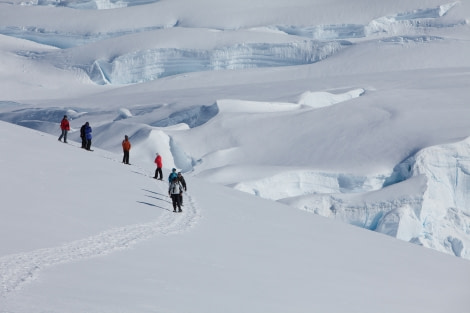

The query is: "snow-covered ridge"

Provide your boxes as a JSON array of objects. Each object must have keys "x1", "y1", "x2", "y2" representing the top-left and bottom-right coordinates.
[
  {"x1": 88, "y1": 41, "x2": 348, "y2": 84},
  {"x1": 1, "y1": 2, "x2": 462, "y2": 43},
  {"x1": 0, "y1": 25, "x2": 168, "y2": 49},
  {"x1": 275, "y1": 2, "x2": 462, "y2": 41},
  {"x1": 1, "y1": 2, "x2": 464, "y2": 84},
  {"x1": 13, "y1": 25, "x2": 351, "y2": 85}
]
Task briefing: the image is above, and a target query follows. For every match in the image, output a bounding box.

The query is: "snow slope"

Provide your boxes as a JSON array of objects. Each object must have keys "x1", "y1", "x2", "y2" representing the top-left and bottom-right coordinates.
[
  {"x1": 1, "y1": 0, "x2": 470, "y2": 260},
  {"x1": 1, "y1": 120, "x2": 469, "y2": 313},
  {"x1": 0, "y1": 0, "x2": 470, "y2": 308},
  {"x1": 1, "y1": 0, "x2": 470, "y2": 311}
]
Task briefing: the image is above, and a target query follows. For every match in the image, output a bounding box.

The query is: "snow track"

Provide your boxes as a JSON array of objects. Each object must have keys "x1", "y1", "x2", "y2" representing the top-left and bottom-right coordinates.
[{"x1": 0, "y1": 180, "x2": 200, "y2": 298}]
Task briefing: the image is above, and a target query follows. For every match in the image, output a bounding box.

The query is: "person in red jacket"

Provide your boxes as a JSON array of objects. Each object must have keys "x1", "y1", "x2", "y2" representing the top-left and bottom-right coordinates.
[
  {"x1": 122, "y1": 135, "x2": 131, "y2": 164},
  {"x1": 154, "y1": 153, "x2": 163, "y2": 180},
  {"x1": 58, "y1": 115, "x2": 70, "y2": 143}
]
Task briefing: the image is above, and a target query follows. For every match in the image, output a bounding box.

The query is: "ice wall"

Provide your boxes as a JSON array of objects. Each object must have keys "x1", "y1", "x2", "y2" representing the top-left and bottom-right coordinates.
[
  {"x1": 276, "y1": 138, "x2": 470, "y2": 258},
  {"x1": 87, "y1": 41, "x2": 347, "y2": 85}
]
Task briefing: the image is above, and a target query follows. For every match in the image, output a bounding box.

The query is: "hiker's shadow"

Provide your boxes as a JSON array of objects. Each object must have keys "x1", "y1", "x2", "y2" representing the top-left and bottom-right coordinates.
[
  {"x1": 145, "y1": 194, "x2": 172, "y2": 204},
  {"x1": 138, "y1": 189, "x2": 172, "y2": 211},
  {"x1": 143, "y1": 188, "x2": 167, "y2": 198},
  {"x1": 137, "y1": 201, "x2": 171, "y2": 212}
]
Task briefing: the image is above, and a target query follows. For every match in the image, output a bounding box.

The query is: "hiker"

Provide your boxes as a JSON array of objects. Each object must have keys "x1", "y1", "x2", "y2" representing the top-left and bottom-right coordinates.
[
  {"x1": 168, "y1": 168, "x2": 178, "y2": 183},
  {"x1": 80, "y1": 123, "x2": 87, "y2": 148},
  {"x1": 84, "y1": 122, "x2": 92, "y2": 150},
  {"x1": 177, "y1": 172, "x2": 187, "y2": 206},
  {"x1": 58, "y1": 115, "x2": 70, "y2": 143},
  {"x1": 154, "y1": 153, "x2": 163, "y2": 180},
  {"x1": 122, "y1": 135, "x2": 131, "y2": 164},
  {"x1": 168, "y1": 177, "x2": 183, "y2": 213}
]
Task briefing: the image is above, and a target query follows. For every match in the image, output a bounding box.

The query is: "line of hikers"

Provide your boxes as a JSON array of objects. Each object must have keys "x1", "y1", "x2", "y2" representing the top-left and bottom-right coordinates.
[
  {"x1": 59, "y1": 115, "x2": 187, "y2": 213},
  {"x1": 167, "y1": 168, "x2": 187, "y2": 212},
  {"x1": 153, "y1": 152, "x2": 186, "y2": 211},
  {"x1": 121, "y1": 137, "x2": 188, "y2": 212},
  {"x1": 154, "y1": 153, "x2": 187, "y2": 212}
]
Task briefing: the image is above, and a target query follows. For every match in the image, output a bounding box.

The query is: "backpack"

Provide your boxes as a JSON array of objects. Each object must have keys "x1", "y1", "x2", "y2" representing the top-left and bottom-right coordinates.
[
  {"x1": 169, "y1": 181, "x2": 182, "y2": 195},
  {"x1": 168, "y1": 172, "x2": 178, "y2": 182}
]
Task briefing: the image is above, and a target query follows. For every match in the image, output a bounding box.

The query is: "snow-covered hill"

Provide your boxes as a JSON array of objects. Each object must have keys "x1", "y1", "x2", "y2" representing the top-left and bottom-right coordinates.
[
  {"x1": 1, "y1": 0, "x2": 470, "y2": 309},
  {"x1": 1, "y1": 120, "x2": 469, "y2": 312}
]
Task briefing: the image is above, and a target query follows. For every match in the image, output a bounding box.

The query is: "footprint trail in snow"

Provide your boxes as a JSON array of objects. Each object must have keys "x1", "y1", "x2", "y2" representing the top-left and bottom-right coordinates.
[{"x1": 0, "y1": 166, "x2": 200, "y2": 298}]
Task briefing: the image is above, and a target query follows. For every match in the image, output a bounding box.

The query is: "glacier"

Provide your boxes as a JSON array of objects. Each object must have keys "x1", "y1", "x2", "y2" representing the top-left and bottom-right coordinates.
[
  {"x1": 0, "y1": 0, "x2": 470, "y2": 261},
  {"x1": 276, "y1": 138, "x2": 470, "y2": 259}
]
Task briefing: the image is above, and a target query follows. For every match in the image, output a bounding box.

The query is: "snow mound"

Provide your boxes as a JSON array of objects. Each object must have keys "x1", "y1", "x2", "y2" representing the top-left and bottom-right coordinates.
[
  {"x1": 299, "y1": 88, "x2": 365, "y2": 108},
  {"x1": 114, "y1": 108, "x2": 132, "y2": 121},
  {"x1": 217, "y1": 99, "x2": 300, "y2": 113},
  {"x1": 217, "y1": 88, "x2": 365, "y2": 113}
]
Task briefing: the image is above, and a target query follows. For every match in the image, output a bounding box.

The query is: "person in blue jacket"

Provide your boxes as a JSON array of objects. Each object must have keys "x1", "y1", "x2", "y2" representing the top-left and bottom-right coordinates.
[
  {"x1": 168, "y1": 168, "x2": 178, "y2": 183},
  {"x1": 84, "y1": 122, "x2": 93, "y2": 151}
]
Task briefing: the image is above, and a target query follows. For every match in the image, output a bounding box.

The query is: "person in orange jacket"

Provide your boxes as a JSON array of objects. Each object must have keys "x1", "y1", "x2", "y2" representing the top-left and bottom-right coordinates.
[
  {"x1": 58, "y1": 115, "x2": 70, "y2": 143},
  {"x1": 154, "y1": 153, "x2": 163, "y2": 180},
  {"x1": 122, "y1": 135, "x2": 131, "y2": 164}
]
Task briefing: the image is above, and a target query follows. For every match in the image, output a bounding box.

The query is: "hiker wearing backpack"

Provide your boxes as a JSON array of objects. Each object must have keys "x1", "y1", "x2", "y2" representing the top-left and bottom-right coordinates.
[
  {"x1": 177, "y1": 172, "x2": 187, "y2": 206},
  {"x1": 168, "y1": 168, "x2": 178, "y2": 183},
  {"x1": 168, "y1": 177, "x2": 183, "y2": 213}
]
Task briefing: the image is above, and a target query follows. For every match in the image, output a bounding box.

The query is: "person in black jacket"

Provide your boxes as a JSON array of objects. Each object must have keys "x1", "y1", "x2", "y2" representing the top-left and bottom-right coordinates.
[
  {"x1": 84, "y1": 122, "x2": 93, "y2": 151},
  {"x1": 80, "y1": 123, "x2": 87, "y2": 148},
  {"x1": 177, "y1": 172, "x2": 187, "y2": 206}
]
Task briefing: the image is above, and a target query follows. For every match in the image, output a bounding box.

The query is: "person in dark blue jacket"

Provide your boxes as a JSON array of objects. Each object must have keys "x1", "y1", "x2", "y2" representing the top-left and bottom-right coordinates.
[{"x1": 84, "y1": 122, "x2": 93, "y2": 151}]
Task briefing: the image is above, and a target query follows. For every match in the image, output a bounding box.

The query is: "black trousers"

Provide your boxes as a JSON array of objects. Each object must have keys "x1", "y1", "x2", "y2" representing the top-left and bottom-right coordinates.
[
  {"x1": 86, "y1": 139, "x2": 92, "y2": 150},
  {"x1": 171, "y1": 194, "x2": 182, "y2": 211},
  {"x1": 155, "y1": 167, "x2": 163, "y2": 179},
  {"x1": 58, "y1": 129, "x2": 68, "y2": 142},
  {"x1": 81, "y1": 136, "x2": 86, "y2": 148},
  {"x1": 123, "y1": 150, "x2": 130, "y2": 164}
]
